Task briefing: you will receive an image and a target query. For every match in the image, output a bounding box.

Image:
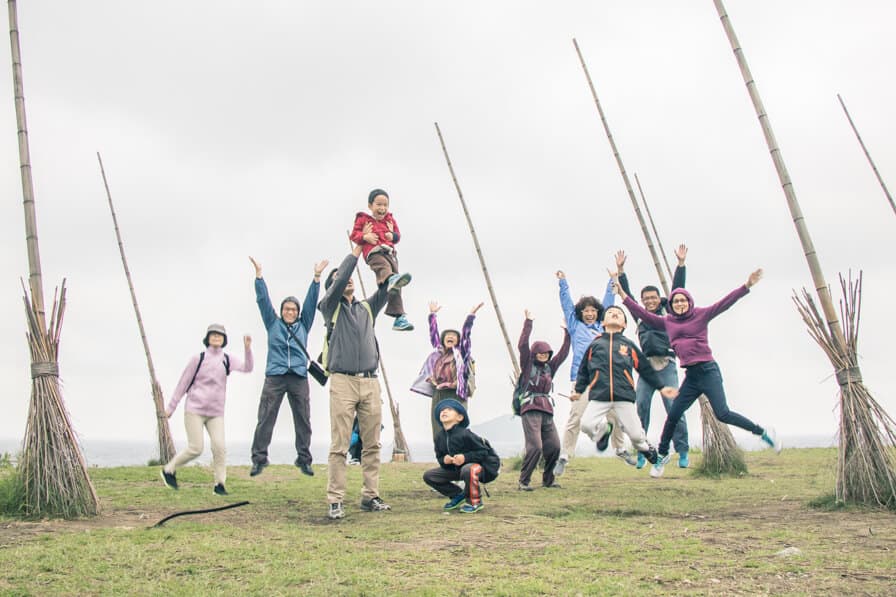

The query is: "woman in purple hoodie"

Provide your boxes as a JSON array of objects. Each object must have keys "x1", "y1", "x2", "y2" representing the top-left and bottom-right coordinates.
[{"x1": 615, "y1": 268, "x2": 781, "y2": 478}]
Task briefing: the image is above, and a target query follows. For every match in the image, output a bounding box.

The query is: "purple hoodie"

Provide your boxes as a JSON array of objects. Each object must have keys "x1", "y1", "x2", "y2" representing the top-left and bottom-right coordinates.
[{"x1": 622, "y1": 285, "x2": 749, "y2": 367}]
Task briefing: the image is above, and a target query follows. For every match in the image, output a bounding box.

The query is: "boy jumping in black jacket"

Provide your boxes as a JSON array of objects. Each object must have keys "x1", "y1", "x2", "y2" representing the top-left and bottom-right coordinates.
[{"x1": 423, "y1": 399, "x2": 501, "y2": 513}]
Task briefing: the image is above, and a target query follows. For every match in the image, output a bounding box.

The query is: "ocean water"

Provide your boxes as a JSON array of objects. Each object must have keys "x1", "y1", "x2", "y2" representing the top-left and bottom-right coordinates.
[{"x1": 0, "y1": 434, "x2": 835, "y2": 468}]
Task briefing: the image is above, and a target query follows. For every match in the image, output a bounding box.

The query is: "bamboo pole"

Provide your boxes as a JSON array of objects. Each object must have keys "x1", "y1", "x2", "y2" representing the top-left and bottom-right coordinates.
[
  {"x1": 634, "y1": 173, "x2": 673, "y2": 281},
  {"x1": 572, "y1": 38, "x2": 669, "y2": 296},
  {"x1": 346, "y1": 234, "x2": 411, "y2": 461},
  {"x1": 713, "y1": 0, "x2": 847, "y2": 353},
  {"x1": 8, "y1": 0, "x2": 44, "y2": 323},
  {"x1": 434, "y1": 122, "x2": 520, "y2": 378},
  {"x1": 97, "y1": 153, "x2": 175, "y2": 463},
  {"x1": 837, "y1": 93, "x2": 896, "y2": 217}
]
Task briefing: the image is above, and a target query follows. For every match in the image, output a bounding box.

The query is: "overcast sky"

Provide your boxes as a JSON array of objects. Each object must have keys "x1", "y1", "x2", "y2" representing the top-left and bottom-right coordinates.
[{"x1": 1, "y1": 1, "x2": 894, "y2": 458}]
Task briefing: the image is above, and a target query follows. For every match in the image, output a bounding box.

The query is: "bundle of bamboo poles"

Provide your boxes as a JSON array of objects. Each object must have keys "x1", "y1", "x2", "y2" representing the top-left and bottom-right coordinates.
[
  {"x1": 794, "y1": 274, "x2": 896, "y2": 508},
  {"x1": 19, "y1": 282, "x2": 98, "y2": 517}
]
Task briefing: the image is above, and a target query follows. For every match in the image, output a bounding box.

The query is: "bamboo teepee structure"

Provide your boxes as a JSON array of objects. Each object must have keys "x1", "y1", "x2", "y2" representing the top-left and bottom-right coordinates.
[
  {"x1": 836, "y1": 94, "x2": 895, "y2": 218},
  {"x1": 346, "y1": 235, "x2": 411, "y2": 461},
  {"x1": 8, "y1": 0, "x2": 98, "y2": 517},
  {"x1": 715, "y1": 0, "x2": 896, "y2": 507},
  {"x1": 97, "y1": 153, "x2": 175, "y2": 463},
  {"x1": 573, "y1": 38, "x2": 746, "y2": 474}
]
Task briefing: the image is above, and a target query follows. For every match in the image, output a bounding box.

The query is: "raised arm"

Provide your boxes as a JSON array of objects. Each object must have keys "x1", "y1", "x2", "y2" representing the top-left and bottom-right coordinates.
[
  {"x1": 318, "y1": 250, "x2": 359, "y2": 318},
  {"x1": 251, "y1": 257, "x2": 278, "y2": 329},
  {"x1": 300, "y1": 260, "x2": 328, "y2": 330},
  {"x1": 704, "y1": 269, "x2": 760, "y2": 321},
  {"x1": 549, "y1": 327, "x2": 571, "y2": 373},
  {"x1": 428, "y1": 302, "x2": 442, "y2": 348},
  {"x1": 228, "y1": 335, "x2": 255, "y2": 373},
  {"x1": 459, "y1": 303, "x2": 482, "y2": 359},
  {"x1": 557, "y1": 271, "x2": 576, "y2": 328},
  {"x1": 518, "y1": 312, "x2": 533, "y2": 363},
  {"x1": 670, "y1": 244, "x2": 687, "y2": 291}
]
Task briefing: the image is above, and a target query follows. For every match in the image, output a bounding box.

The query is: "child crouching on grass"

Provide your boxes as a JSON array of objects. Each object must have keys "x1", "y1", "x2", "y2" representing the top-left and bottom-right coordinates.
[{"x1": 423, "y1": 399, "x2": 500, "y2": 513}]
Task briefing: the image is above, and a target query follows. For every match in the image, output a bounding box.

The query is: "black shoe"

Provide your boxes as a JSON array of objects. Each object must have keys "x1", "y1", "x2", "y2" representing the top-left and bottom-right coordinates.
[
  {"x1": 298, "y1": 462, "x2": 314, "y2": 477},
  {"x1": 641, "y1": 447, "x2": 659, "y2": 465},
  {"x1": 596, "y1": 422, "x2": 614, "y2": 452},
  {"x1": 160, "y1": 469, "x2": 178, "y2": 490},
  {"x1": 543, "y1": 482, "x2": 562, "y2": 489},
  {"x1": 213, "y1": 483, "x2": 228, "y2": 496},
  {"x1": 250, "y1": 462, "x2": 268, "y2": 477}
]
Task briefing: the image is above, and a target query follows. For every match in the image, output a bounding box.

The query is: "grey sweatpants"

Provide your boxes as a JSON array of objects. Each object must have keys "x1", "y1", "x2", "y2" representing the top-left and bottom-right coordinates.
[{"x1": 250, "y1": 373, "x2": 312, "y2": 466}]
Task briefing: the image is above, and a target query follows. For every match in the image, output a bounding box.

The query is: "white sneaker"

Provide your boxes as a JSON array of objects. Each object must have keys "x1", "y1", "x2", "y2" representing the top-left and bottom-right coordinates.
[
  {"x1": 761, "y1": 428, "x2": 783, "y2": 454},
  {"x1": 650, "y1": 453, "x2": 671, "y2": 478},
  {"x1": 616, "y1": 450, "x2": 637, "y2": 466},
  {"x1": 554, "y1": 457, "x2": 568, "y2": 477}
]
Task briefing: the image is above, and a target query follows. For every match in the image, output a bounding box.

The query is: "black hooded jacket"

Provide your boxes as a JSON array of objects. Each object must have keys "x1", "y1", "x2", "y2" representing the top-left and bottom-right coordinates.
[
  {"x1": 574, "y1": 331, "x2": 667, "y2": 403},
  {"x1": 434, "y1": 425, "x2": 501, "y2": 478},
  {"x1": 618, "y1": 265, "x2": 686, "y2": 358}
]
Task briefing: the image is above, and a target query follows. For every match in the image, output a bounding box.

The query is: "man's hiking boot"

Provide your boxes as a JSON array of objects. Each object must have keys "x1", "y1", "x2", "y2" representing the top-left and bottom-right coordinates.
[
  {"x1": 360, "y1": 496, "x2": 391, "y2": 512},
  {"x1": 213, "y1": 483, "x2": 228, "y2": 496},
  {"x1": 392, "y1": 314, "x2": 414, "y2": 331},
  {"x1": 596, "y1": 422, "x2": 614, "y2": 452},
  {"x1": 443, "y1": 493, "x2": 465, "y2": 511},
  {"x1": 328, "y1": 502, "x2": 345, "y2": 520},
  {"x1": 460, "y1": 502, "x2": 483, "y2": 513},
  {"x1": 542, "y1": 481, "x2": 562, "y2": 489},
  {"x1": 386, "y1": 272, "x2": 412, "y2": 292},
  {"x1": 517, "y1": 482, "x2": 534, "y2": 492},
  {"x1": 250, "y1": 462, "x2": 267, "y2": 477},
  {"x1": 296, "y1": 460, "x2": 314, "y2": 476},
  {"x1": 160, "y1": 469, "x2": 178, "y2": 490}
]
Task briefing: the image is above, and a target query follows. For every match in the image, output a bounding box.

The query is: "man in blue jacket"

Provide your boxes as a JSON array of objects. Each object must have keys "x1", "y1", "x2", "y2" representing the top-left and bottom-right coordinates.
[{"x1": 249, "y1": 256, "x2": 328, "y2": 477}]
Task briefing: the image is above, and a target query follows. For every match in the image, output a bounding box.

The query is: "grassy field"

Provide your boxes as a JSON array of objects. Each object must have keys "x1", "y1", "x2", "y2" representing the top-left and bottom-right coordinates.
[{"x1": 0, "y1": 448, "x2": 894, "y2": 596}]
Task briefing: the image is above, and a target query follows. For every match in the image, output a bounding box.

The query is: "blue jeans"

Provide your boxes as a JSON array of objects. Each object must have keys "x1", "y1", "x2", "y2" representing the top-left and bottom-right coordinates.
[
  {"x1": 635, "y1": 358, "x2": 688, "y2": 454},
  {"x1": 659, "y1": 361, "x2": 763, "y2": 455}
]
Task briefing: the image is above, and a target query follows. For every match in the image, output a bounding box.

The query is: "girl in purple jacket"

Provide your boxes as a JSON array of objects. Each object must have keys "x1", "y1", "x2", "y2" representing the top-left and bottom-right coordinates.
[{"x1": 616, "y1": 268, "x2": 781, "y2": 478}]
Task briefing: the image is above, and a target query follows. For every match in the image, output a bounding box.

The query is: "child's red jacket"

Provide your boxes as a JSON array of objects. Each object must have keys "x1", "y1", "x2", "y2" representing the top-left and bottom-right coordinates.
[{"x1": 350, "y1": 212, "x2": 402, "y2": 260}]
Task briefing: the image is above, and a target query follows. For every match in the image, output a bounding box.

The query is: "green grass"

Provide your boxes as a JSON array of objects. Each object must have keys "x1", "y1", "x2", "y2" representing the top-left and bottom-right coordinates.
[{"x1": 1, "y1": 448, "x2": 895, "y2": 595}]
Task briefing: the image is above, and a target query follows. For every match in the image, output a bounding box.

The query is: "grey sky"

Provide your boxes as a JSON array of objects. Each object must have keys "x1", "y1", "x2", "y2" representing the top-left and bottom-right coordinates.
[{"x1": 1, "y1": 2, "x2": 893, "y2": 454}]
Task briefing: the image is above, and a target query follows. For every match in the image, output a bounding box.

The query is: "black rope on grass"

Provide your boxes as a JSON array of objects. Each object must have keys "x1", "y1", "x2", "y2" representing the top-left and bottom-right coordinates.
[{"x1": 151, "y1": 501, "x2": 250, "y2": 528}]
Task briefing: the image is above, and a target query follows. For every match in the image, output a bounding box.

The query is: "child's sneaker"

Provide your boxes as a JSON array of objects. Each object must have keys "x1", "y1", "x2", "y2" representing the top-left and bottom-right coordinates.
[
  {"x1": 595, "y1": 422, "x2": 614, "y2": 452},
  {"x1": 327, "y1": 502, "x2": 345, "y2": 520},
  {"x1": 392, "y1": 314, "x2": 414, "y2": 331},
  {"x1": 443, "y1": 493, "x2": 465, "y2": 511},
  {"x1": 636, "y1": 452, "x2": 646, "y2": 469},
  {"x1": 553, "y1": 456, "x2": 568, "y2": 477},
  {"x1": 460, "y1": 502, "x2": 483, "y2": 513},
  {"x1": 213, "y1": 483, "x2": 228, "y2": 496},
  {"x1": 616, "y1": 449, "x2": 637, "y2": 466},
  {"x1": 761, "y1": 428, "x2": 783, "y2": 453},
  {"x1": 386, "y1": 272, "x2": 412, "y2": 292},
  {"x1": 160, "y1": 469, "x2": 178, "y2": 490},
  {"x1": 678, "y1": 451, "x2": 690, "y2": 468},
  {"x1": 650, "y1": 453, "x2": 671, "y2": 478}
]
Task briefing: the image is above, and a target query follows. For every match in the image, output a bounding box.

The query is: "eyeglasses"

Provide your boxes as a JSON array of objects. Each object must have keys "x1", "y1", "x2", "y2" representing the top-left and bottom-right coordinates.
[
  {"x1": 282, "y1": 306, "x2": 298, "y2": 312},
  {"x1": 671, "y1": 297, "x2": 689, "y2": 304}
]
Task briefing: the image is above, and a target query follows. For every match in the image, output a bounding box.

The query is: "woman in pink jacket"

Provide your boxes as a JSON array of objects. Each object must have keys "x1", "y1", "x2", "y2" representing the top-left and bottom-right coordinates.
[{"x1": 161, "y1": 324, "x2": 253, "y2": 495}]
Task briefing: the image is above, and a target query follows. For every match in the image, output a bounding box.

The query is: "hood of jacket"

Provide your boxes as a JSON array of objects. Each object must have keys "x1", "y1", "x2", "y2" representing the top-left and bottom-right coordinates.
[
  {"x1": 529, "y1": 340, "x2": 553, "y2": 360},
  {"x1": 669, "y1": 288, "x2": 696, "y2": 321}
]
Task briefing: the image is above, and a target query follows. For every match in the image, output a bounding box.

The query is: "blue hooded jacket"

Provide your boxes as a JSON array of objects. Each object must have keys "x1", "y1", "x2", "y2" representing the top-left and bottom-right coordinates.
[
  {"x1": 559, "y1": 277, "x2": 615, "y2": 382},
  {"x1": 255, "y1": 277, "x2": 319, "y2": 377}
]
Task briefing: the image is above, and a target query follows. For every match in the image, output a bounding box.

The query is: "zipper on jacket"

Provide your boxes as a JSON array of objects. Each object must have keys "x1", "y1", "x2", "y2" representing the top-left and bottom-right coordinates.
[{"x1": 608, "y1": 333, "x2": 614, "y2": 402}]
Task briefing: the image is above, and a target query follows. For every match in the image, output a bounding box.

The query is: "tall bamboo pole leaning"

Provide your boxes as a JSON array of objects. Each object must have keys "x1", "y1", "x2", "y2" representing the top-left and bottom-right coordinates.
[
  {"x1": 8, "y1": 0, "x2": 98, "y2": 517},
  {"x1": 346, "y1": 234, "x2": 411, "y2": 461},
  {"x1": 97, "y1": 153, "x2": 175, "y2": 463},
  {"x1": 573, "y1": 37, "x2": 744, "y2": 473},
  {"x1": 837, "y1": 93, "x2": 896, "y2": 218},
  {"x1": 634, "y1": 173, "x2": 673, "y2": 281},
  {"x1": 434, "y1": 122, "x2": 520, "y2": 378},
  {"x1": 715, "y1": 0, "x2": 896, "y2": 508}
]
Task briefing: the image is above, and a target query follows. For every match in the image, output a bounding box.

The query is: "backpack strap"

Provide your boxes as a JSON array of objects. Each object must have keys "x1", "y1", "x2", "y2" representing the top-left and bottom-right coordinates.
[
  {"x1": 223, "y1": 354, "x2": 231, "y2": 376},
  {"x1": 186, "y1": 352, "x2": 206, "y2": 392}
]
